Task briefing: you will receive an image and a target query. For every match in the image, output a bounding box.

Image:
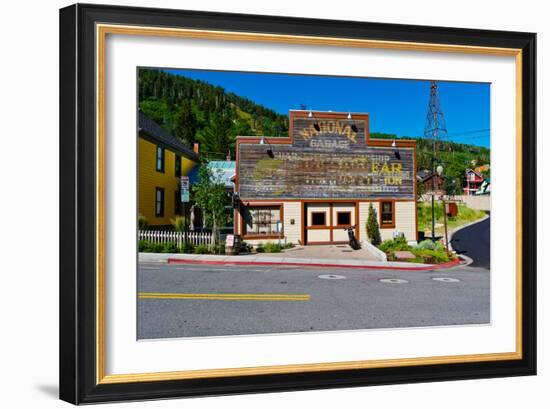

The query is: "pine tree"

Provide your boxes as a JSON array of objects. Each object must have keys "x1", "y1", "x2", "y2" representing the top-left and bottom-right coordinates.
[
  {"x1": 174, "y1": 99, "x2": 198, "y2": 145},
  {"x1": 366, "y1": 203, "x2": 382, "y2": 245}
]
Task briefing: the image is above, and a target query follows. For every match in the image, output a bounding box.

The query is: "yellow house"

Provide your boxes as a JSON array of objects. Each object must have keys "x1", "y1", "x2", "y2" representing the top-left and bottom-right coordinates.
[{"x1": 138, "y1": 111, "x2": 199, "y2": 226}]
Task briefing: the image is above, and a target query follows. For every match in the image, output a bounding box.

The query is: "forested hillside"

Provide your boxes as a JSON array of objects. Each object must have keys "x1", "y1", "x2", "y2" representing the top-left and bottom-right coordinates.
[
  {"x1": 138, "y1": 69, "x2": 289, "y2": 159},
  {"x1": 139, "y1": 69, "x2": 490, "y2": 191}
]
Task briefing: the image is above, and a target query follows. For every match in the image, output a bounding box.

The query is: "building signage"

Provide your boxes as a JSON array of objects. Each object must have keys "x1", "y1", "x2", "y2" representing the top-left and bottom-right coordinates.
[
  {"x1": 180, "y1": 176, "x2": 190, "y2": 203},
  {"x1": 238, "y1": 114, "x2": 414, "y2": 200},
  {"x1": 292, "y1": 118, "x2": 367, "y2": 149},
  {"x1": 238, "y1": 144, "x2": 414, "y2": 199}
]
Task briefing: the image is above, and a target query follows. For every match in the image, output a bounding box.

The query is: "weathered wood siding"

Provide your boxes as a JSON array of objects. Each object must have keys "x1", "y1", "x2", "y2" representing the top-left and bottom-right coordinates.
[{"x1": 238, "y1": 143, "x2": 414, "y2": 200}]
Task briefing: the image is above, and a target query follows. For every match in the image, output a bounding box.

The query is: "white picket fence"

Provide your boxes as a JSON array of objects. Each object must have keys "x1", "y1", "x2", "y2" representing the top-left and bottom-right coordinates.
[{"x1": 139, "y1": 230, "x2": 213, "y2": 247}]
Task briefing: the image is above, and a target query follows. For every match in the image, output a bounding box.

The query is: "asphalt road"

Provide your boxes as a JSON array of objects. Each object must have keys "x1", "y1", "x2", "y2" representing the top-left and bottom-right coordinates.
[
  {"x1": 450, "y1": 215, "x2": 490, "y2": 269},
  {"x1": 138, "y1": 262, "x2": 490, "y2": 339}
]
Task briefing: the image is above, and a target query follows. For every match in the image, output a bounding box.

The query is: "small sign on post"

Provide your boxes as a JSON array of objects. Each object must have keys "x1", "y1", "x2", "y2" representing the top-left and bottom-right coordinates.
[{"x1": 180, "y1": 176, "x2": 190, "y2": 203}]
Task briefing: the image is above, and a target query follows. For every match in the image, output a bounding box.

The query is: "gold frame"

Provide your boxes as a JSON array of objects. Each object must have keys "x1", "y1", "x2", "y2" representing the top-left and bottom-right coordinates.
[{"x1": 95, "y1": 23, "x2": 523, "y2": 385}]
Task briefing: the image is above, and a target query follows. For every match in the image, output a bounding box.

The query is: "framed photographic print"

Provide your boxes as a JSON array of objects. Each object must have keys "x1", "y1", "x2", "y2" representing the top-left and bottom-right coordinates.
[{"x1": 59, "y1": 3, "x2": 536, "y2": 404}]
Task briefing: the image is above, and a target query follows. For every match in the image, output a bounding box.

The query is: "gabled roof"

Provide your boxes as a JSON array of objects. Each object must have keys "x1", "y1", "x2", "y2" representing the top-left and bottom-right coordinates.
[
  {"x1": 465, "y1": 168, "x2": 484, "y2": 178},
  {"x1": 138, "y1": 111, "x2": 199, "y2": 161}
]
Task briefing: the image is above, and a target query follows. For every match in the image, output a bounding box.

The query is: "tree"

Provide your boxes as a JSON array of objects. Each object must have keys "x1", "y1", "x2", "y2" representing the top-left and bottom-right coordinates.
[
  {"x1": 366, "y1": 203, "x2": 382, "y2": 245},
  {"x1": 196, "y1": 108, "x2": 235, "y2": 159},
  {"x1": 191, "y1": 165, "x2": 232, "y2": 250},
  {"x1": 174, "y1": 99, "x2": 198, "y2": 145}
]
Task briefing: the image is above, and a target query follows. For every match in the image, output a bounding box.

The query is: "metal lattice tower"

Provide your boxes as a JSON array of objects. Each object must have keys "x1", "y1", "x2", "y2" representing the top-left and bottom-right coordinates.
[
  {"x1": 424, "y1": 80, "x2": 449, "y2": 242},
  {"x1": 424, "y1": 81, "x2": 448, "y2": 148}
]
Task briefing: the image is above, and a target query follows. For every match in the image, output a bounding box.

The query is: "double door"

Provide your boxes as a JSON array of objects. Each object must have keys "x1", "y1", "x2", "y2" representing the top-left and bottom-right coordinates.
[{"x1": 304, "y1": 202, "x2": 357, "y2": 244}]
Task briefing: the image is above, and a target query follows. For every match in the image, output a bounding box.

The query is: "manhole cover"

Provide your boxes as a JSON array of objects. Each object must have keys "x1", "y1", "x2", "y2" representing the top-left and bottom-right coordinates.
[
  {"x1": 432, "y1": 277, "x2": 460, "y2": 283},
  {"x1": 379, "y1": 278, "x2": 409, "y2": 284},
  {"x1": 318, "y1": 274, "x2": 347, "y2": 280}
]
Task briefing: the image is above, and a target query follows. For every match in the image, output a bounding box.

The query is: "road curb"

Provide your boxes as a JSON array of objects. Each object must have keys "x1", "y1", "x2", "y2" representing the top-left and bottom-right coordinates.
[{"x1": 166, "y1": 257, "x2": 461, "y2": 271}]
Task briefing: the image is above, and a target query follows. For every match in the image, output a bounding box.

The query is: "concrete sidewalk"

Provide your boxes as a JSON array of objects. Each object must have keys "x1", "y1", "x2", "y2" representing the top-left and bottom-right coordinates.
[{"x1": 139, "y1": 251, "x2": 461, "y2": 271}]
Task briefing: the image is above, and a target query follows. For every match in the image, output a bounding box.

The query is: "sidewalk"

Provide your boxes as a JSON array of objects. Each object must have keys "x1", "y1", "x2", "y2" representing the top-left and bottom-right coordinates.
[{"x1": 139, "y1": 251, "x2": 461, "y2": 271}]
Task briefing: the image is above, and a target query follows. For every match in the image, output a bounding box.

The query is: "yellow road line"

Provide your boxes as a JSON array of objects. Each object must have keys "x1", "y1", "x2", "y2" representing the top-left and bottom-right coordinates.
[{"x1": 138, "y1": 292, "x2": 310, "y2": 301}]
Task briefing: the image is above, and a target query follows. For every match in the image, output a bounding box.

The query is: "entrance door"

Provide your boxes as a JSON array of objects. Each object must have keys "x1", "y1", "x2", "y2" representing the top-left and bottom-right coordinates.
[{"x1": 304, "y1": 202, "x2": 357, "y2": 244}]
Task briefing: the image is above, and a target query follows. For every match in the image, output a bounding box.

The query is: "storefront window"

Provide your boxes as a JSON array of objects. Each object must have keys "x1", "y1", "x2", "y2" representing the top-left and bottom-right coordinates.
[
  {"x1": 243, "y1": 206, "x2": 281, "y2": 236},
  {"x1": 380, "y1": 201, "x2": 394, "y2": 227},
  {"x1": 311, "y1": 212, "x2": 326, "y2": 226},
  {"x1": 336, "y1": 212, "x2": 351, "y2": 226}
]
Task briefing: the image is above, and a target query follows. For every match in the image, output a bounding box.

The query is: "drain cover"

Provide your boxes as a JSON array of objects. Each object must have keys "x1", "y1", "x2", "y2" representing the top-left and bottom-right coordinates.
[
  {"x1": 379, "y1": 278, "x2": 408, "y2": 284},
  {"x1": 318, "y1": 274, "x2": 347, "y2": 280},
  {"x1": 432, "y1": 277, "x2": 460, "y2": 283}
]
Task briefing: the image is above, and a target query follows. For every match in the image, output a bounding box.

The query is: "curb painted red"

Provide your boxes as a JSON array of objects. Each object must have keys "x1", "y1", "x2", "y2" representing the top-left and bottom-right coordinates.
[{"x1": 166, "y1": 257, "x2": 461, "y2": 271}]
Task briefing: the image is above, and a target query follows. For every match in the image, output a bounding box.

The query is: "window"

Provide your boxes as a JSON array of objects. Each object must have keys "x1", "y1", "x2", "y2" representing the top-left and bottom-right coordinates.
[
  {"x1": 175, "y1": 155, "x2": 181, "y2": 177},
  {"x1": 311, "y1": 212, "x2": 326, "y2": 226},
  {"x1": 336, "y1": 212, "x2": 351, "y2": 226},
  {"x1": 156, "y1": 146, "x2": 165, "y2": 172},
  {"x1": 243, "y1": 206, "x2": 281, "y2": 236},
  {"x1": 155, "y1": 187, "x2": 164, "y2": 217},
  {"x1": 380, "y1": 201, "x2": 394, "y2": 227}
]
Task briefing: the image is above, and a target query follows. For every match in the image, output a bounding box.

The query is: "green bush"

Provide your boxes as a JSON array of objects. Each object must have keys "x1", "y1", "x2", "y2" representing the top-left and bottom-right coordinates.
[
  {"x1": 378, "y1": 236, "x2": 412, "y2": 254},
  {"x1": 139, "y1": 240, "x2": 151, "y2": 252},
  {"x1": 170, "y1": 216, "x2": 188, "y2": 233},
  {"x1": 255, "y1": 244, "x2": 265, "y2": 253},
  {"x1": 414, "y1": 239, "x2": 445, "y2": 252},
  {"x1": 180, "y1": 241, "x2": 195, "y2": 254},
  {"x1": 239, "y1": 241, "x2": 253, "y2": 253},
  {"x1": 138, "y1": 215, "x2": 148, "y2": 231},
  {"x1": 263, "y1": 242, "x2": 282, "y2": 253},
  {"x1": 150, "y1": 243, "x2": 163, "y2": 253},
  {"x1": 194, "y1": 244, "x2": 211, "y2": 254},
  {"x1": 161, "y1": 242, "x2": 178, "y2": 253},
  {"x1": 412, "y1": 248, "x2": 450, "y2": 263}
]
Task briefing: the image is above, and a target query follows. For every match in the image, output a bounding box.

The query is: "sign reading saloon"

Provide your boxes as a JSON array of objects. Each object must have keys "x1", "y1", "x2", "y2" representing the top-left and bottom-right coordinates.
[{"x1": 238, "y1": 117, "x2": 415, "y2": 200}]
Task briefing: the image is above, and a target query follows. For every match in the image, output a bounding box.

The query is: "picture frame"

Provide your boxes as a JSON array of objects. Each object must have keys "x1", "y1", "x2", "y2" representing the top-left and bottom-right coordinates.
[{"x1": 59, "y1": 3, "x2": 536, "y2": 404}]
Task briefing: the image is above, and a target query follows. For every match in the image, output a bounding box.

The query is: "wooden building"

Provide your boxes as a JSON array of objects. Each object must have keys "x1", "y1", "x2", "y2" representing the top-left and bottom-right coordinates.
[
  {"x1": 234, "y1": 110, "x2": 417, "y2": 245},
  {"x1": 138, "y1": 111, "x2": 199, "y2": 226},
  {"x1": 463, "y1": 168, "x2": 485, "y2": 196}
]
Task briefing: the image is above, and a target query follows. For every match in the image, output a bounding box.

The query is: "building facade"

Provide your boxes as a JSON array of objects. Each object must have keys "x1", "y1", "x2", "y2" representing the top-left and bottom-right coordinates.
[
  {"x1": 138, "y1": 111, "x2": 199, "y2": 226},
  {"x1": 234, "y1": 110, "x2": 417, "y2": 245},
  {"x1": 463, "y1": 168, "x2": 485, "y2": 196}
]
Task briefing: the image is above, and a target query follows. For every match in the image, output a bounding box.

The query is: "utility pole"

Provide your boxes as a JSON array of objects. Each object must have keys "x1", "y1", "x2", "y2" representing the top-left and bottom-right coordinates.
[{"x1": 424, "y1": 81, "x2": 448, "y2": 242}]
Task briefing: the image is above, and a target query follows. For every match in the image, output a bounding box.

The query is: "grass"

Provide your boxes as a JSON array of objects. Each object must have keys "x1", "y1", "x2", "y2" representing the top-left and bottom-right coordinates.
[{"x1": 417, "y1": 202, "x2": 486, "y2": 236}]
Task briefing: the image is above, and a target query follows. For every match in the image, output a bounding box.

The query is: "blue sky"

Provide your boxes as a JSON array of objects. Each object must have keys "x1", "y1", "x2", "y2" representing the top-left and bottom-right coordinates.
[{"x1": 166, "y1": 69, "x2": 490, "y2": 148}]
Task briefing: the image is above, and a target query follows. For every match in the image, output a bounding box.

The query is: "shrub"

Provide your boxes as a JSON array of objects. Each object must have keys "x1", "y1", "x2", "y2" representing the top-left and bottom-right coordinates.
[
  {"x1": 138, "y1": 215, "x2": 148, "y2": 231},
  {"x1": 414, "y1": 239, "x2": 445, "y2": 252},
  {"x1": 150, "y1": 243, "x2": 163, "y2": 253},
  {"x1": 412, "y1": 248, "x2": 450, "y2": 263},
  {"x1": 239, "y1": 241, "x2": 253, "y2": 253},
  {"x1": 255, "y1": 244, "x2": 265, "y2": 253},
  {"x1": 366, "y1": 203, "x2": 382, "y2": 245},
  {"x1": 170, "y1": 216, "x2": 187, "y2": 233},
  {"x1": 263, "y1": 242, "x2": 282, "y2": 253},
  {"x1": 378, "y1": 236, "x2": 412, "y2": 254},
  {"x1": 180, "y1": 241, "x2": 195, "y2": 254},
  {"x1": 194, "y1": 244, "x2": 211, "y2": 254},
  {"x1": 161, "y1": 242, "x2": 178, "y2": 253},
  {"x1": 138, "y1": 240, "x2": 151, "y2": 252}
]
